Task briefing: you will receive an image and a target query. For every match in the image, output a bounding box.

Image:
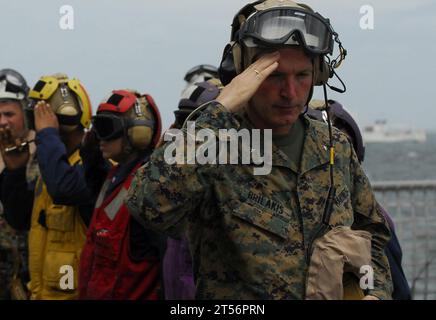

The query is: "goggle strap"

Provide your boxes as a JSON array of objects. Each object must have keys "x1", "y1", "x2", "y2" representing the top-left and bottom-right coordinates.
[
  {"x1": 57, "y1": 113, "x2": 82, "y2": 126},
  {"x1": 127, "y1": 118, "x2": 154, "y2": 130}
]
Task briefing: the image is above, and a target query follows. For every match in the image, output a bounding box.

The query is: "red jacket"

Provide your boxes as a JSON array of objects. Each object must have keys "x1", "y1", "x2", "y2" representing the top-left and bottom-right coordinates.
[{"x1": 79, "y1": 164, "x2": 160, "y2": 300}]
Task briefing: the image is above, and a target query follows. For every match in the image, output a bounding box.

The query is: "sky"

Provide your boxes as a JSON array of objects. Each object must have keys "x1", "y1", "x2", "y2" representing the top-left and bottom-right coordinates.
[{"x1": 1, "y1": 0, "x2": 435, "y2": 131}]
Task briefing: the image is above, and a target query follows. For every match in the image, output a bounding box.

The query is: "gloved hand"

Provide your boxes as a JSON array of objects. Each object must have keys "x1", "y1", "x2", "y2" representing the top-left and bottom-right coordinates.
[{"x1": 80, "y1": 126, "x2": 103, "y2": 164}]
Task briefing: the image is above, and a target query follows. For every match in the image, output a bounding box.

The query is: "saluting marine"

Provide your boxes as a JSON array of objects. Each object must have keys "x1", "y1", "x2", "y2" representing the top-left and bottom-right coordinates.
[{"x1": 126, "y1": 0, "x2": 392, "y2": 299}]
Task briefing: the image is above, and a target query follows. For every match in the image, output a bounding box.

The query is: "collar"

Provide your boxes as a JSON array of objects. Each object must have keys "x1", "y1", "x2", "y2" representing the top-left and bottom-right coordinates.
[{"x1": 238, "y1": 112, "x2": 331, "y2": 173}]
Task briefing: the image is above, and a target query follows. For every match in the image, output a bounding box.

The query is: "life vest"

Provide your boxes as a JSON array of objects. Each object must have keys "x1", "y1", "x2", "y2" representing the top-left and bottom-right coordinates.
[
  {"x1": 79, "y1": 163, "x2": 160, "y2": 300},
  {"x1": 28, "y1": 149, "x2": 86, "y2": 300}
]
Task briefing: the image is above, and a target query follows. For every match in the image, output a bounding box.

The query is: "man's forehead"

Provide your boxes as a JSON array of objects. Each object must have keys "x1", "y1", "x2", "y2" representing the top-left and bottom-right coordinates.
[
  {"x1": 275, "y1": 51, "x2": 313, "y2": 73},
  {"x1": 0, "y1": 100, "x2": 22, "y2": 112}
]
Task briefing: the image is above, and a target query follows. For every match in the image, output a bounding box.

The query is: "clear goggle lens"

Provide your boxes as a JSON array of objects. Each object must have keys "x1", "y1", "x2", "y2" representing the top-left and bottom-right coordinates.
[{"x1": 240, "y1": 8, "x2": 333, "y2": 54}]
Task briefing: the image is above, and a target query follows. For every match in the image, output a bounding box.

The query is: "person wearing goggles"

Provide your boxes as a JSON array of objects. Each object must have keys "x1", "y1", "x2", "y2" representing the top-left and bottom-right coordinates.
[
  {"x1": 0, "y1": 69, "x2": 31, "y2": 147},
  {"x1": 79, "y1": 89, "x2": 166, "y2": 300},
  {"x1": 0, "y1": 73, "x2": 98, "y2": 300},
  {"x1": 239, "y1": 7, "x2": 334, "y2": 55},
  {"x1": 179, "y1": 64, "x2": 220, "y2": 108},
  {"x1": 126, "y1": 0, "x2": 392, "y2": 300},
  {"x1": 0, "y1": 68, "x2": 34, "y2": 300},
  {"x1": 175, "y1": 77, "x2": 223, "y2": 129}
]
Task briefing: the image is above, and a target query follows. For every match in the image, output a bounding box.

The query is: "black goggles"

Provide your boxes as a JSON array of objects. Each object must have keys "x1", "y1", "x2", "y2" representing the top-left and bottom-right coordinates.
[
  {"x1": 239, "y1": 8, "x2": 334, "y2": 55},
  {"x1": 0, "y1": 73, "x2": 27, "y2": 97},
  {"x1": 92, "y1": 114, "x2": 154, "y2": 141}
]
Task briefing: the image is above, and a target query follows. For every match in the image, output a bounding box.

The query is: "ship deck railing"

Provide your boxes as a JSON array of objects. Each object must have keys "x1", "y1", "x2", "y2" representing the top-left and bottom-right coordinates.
[{"x1": 372, "y1": 179, "x2": 436, "y2": 300}]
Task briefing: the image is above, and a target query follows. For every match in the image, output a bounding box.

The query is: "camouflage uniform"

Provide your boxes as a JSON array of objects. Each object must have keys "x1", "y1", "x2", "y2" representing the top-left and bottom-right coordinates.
[
  {"x1": 0, "y1": 204, "x2": 29, "y2": 300},
  {"x1": 0, "y1": 207, "x2": 14, "y2": 299},
  {"x1": 126, "y1": 102, "x2": 393, "y2": 299},
  {"x1": 0, "y1": 131, "x2": 38, "y2": 300}
]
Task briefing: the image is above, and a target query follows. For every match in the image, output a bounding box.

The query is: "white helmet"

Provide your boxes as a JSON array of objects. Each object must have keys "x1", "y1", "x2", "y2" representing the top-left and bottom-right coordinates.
[{"x1": 0, "y1": 69, "x2": 29, "y2": 102}]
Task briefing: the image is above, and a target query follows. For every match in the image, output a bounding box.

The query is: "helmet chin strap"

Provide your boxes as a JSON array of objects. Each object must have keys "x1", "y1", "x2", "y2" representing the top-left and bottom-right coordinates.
[{"x1": 304, "y1": 58, "x2": 316, "y2": 108}]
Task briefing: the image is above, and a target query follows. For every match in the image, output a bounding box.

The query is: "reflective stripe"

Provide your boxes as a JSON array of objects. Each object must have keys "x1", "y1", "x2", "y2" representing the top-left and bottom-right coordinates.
[
  {"x1": 103, "y1": 187, "x2": 128, "y2": 221},
  {"x1": 95, "y1": 179, "x2": 111, "y2": 209}
]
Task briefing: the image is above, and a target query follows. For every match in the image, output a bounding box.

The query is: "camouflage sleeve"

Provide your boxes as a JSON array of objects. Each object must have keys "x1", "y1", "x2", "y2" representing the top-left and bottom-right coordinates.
[
  {"x1": 349, "y1": 147, "x2": 393, "y2": 299},
  {"x1": 125, "y1": 101, "x2": 241, "y2": 237}
]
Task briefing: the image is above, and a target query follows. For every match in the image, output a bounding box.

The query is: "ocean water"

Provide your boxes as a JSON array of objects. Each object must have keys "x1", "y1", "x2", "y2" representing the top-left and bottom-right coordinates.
[{"x1": 363, "y1": 132, "x2": 436, "y2": 182}]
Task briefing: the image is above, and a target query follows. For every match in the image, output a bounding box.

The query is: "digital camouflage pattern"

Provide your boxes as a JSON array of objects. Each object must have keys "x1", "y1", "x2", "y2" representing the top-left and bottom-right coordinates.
[
  {"x1": 0, "y1": 208, "x2": 15, "y2": 299},
  {"x1": 126, "y1": 101, "x2": 393, "y2": 299},
  {"x1": 0, "y1": 209, "x2": 28, "y2": 299},
  {"x1": 0, "y1": 133, "x2": 38, "y2": 300}
]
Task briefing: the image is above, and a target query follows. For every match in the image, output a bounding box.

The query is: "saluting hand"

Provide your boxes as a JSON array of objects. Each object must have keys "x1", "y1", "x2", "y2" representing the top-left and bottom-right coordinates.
[
  {"x1": 80, "y1": 127, "x2": 102, "y2": 160},
  {"x1": 216, "y1": 51, "x2": 280, "y2": 113},
  {"x1": 34, "y1": 101, "x2": 59, "y2": 132}
]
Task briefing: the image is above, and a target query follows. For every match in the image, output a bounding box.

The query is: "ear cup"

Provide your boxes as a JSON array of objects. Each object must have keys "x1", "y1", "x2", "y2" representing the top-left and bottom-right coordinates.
[
  {"x1": 128, "y1": 125, "x2": 153, "y2": 150},
  {"x1": 314, "y1": 56, "x2": 332, "y2": 86},
  {"x1": 143, "y1": 94, "x2": 162, "y2": 149},
  {"x1": 126, "y1": 94, "x2": 157, "y2": 150},
  {"x1": 219, "y1": 42, "x2": 244, "y2": 86}
]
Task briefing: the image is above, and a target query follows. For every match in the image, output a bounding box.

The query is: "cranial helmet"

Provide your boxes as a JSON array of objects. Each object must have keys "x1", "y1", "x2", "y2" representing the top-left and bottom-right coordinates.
[
  {"x1": 93, "y1": 90, "x2": 162, "y2": 151},
  {"x1": 219, "y1": 0, "x2": 337, "y2": 87},
  {"x1": 175, "y1": 78, "x2": 223, "y2": 128},
  {"x1": 28, "y1": 73, "x2": 92, "y2": 131}
]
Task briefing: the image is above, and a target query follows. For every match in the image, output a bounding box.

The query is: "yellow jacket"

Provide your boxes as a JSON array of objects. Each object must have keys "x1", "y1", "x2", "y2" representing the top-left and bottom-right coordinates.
[{"x1": 28, "y1": 149, "x2": 86, "y2": 300}]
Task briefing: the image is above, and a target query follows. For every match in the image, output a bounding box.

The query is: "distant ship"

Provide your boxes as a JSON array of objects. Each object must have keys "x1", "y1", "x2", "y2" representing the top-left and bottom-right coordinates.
[{"x1": 363, "y1": 120, "x2": 427, "y2": 143}]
